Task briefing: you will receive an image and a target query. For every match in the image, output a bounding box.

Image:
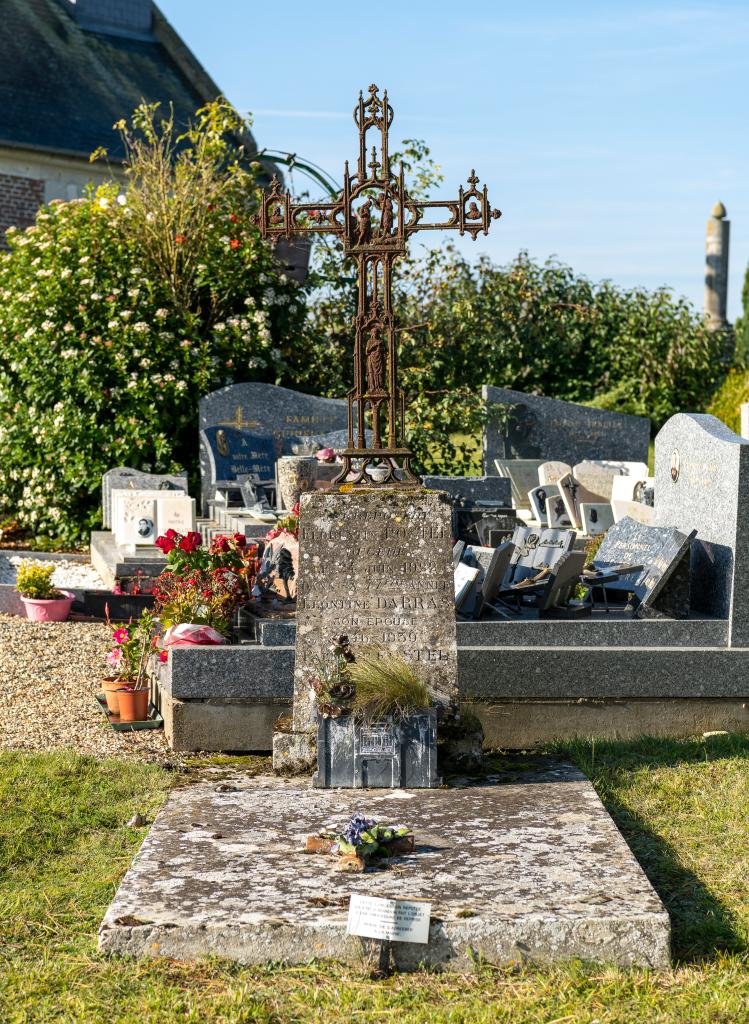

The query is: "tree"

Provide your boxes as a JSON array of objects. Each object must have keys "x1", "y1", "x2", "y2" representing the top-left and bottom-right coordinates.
[{"x1": 0, "y1": 101, "x2": 305, "y2": 545}]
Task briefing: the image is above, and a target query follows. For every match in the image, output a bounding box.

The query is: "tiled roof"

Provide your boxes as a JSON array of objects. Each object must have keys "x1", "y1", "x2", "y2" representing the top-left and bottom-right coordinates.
[{"x1": 0, "y1": 0, "x2": 217, "y2": 161}]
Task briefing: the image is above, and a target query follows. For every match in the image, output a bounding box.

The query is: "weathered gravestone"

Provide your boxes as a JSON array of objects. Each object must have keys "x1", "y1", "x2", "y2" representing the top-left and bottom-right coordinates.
[
  {"x1": 483, "y1": 386, "x2": 650, "y2": 472},
  {"x1": 593, "y1": 516, "x2": 695, "y2": 619},
  {"x1": 275, "y1": 489, "x2": 457, "y2": 770},
  {"x1": 655, "y1": 413, "x2": 749, "y2": 643},
  {"x1": 200, "y1": 425, "x2": 276, "y2": 491},
  {"x1": 199, "y1": 383, "x2": 350, "y2": 513},
  {"x1": 102, "y1": 467, "x2": 188, "y2": 530}
]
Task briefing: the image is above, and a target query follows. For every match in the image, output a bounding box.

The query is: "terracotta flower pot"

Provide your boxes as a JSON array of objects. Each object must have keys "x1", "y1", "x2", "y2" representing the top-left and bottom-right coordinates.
[
  {"x1": 102, "y1": 677, "x2": 122, "y2": 714},
  {"x1": 117, "y1": 688, "x2": 149, "y2": 722},
  {"x1": 21, "y1": 590, "x2": 74, "y2": 623}
]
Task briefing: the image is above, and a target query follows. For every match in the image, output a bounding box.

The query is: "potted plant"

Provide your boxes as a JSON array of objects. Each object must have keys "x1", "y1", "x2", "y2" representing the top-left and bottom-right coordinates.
[
  {"x1": 15, "y1": 561, "x2": 74, "y2": 622},
  {"x1": 104, "y1": 609, "x2": 163, "y2": 720},
  {"x1": 312, "y1": 638, "x2": 439, "y2": 789}
]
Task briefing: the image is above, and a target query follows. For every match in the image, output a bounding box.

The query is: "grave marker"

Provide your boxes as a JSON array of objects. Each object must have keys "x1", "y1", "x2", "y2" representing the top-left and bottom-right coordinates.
[
  {"x1": 593, "y1": 516, "x2": 695, "y2": 619},
  {"x1": 483, "y1": 386, "x2": 650, "y2": 471},
  {"x1": 655, "y1": 413, "x2": 749, "y2": 641},
  {"x1": 102, "y1": 467, "x2": 187, "y2": 530}
]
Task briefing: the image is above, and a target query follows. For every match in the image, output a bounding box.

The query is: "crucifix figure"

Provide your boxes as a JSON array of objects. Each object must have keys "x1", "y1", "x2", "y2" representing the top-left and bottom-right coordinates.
[{"x1": 254, "y1": 85, "x2": 502, "y2": 486}]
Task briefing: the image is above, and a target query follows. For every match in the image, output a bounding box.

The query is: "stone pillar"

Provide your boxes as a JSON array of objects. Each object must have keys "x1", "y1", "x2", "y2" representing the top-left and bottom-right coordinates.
[{"x1": 705, "y1": 201, "x2": 730, "y2": 329}]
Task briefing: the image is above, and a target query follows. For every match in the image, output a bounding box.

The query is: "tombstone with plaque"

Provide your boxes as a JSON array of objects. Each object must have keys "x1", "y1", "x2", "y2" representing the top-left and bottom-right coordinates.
[{"x1": 591, "y1": 516, "x2": 696, "y2": 619}]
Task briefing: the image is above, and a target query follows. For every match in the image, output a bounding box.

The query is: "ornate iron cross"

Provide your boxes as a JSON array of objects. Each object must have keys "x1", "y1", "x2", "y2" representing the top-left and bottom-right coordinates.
[{"x1": 254, "y1": 85, "x2": 501, "y2": 486}]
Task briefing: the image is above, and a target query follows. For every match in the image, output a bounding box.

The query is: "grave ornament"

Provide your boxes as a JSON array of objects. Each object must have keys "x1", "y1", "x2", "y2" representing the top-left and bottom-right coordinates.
[{"x1": 255, "y1": 84, "x2": 501, "y2": 487}]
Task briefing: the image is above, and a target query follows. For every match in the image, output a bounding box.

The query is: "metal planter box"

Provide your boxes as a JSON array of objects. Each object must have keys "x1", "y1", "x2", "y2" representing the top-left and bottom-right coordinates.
[{"x1": 314, "y1": 709, "x2": 439, "y2": 789}]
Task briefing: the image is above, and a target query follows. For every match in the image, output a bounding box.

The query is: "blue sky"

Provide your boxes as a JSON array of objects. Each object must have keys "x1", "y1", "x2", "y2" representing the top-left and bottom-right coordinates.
[{"x1": 159, "y1": 0, "x2": 749, "y2": 320}]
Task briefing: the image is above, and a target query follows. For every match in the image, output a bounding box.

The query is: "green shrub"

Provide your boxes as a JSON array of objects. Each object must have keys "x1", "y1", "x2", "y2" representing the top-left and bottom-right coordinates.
[
  {"x1": 15, "y1": 560, "x2": 61, "y2": 599},
  {"x1": 0, "y1": 101, "x2": 305, "y2": 545},
  {"x1": 706, "y1": 367, "x2": 749, "y2": 434},
  {"x1": 294, "y1": 242, "x2": 727, "y2": 476}
]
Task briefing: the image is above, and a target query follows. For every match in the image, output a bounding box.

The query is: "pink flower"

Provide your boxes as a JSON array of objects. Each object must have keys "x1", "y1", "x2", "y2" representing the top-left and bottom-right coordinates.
[
  {"x1": 106, "y1": 649, "x2": 124, "y2": 667},
  {"x1": 316, "y1": 447, "x2": 335, "y2": 462},
  {"x1": 112, "y1": 627, "x2": 129, "y2": 644},
  {"x1": 158, "y1": 650, "x2": 168, "y2": 664}
]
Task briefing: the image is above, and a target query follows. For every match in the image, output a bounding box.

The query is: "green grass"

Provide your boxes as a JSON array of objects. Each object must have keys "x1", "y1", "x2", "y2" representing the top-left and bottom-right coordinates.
[{"x1": 2, "y1": 739, "x2": 749, "y2": 1023}]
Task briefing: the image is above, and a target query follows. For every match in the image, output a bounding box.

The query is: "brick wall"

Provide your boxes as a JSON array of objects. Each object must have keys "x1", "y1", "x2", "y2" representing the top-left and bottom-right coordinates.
[{"x1": 0, "y1": 172, "x2": 44, "y2": 247}]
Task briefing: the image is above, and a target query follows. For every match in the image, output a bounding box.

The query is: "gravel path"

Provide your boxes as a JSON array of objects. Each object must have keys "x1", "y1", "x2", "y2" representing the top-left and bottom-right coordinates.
[
  {"x1": 0, "y1": 614, "x2": 172, "y2": 762},
  {"x1": 0, "y1": 553, "x2": 105, "y2": 589}
]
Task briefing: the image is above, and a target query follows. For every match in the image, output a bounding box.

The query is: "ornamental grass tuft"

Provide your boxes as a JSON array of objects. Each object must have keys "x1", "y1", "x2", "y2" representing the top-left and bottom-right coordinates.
[{"x1": 348, "y1": 649, "x2": 430, "y2": 721}]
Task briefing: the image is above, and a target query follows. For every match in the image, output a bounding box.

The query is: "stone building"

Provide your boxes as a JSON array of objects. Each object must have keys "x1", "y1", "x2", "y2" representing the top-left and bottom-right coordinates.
[{"x1": 0, "y1": 0, "x2": 258, "y2": 240}]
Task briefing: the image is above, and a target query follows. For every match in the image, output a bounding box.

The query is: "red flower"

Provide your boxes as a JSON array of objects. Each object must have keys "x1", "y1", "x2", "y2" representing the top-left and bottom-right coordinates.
[
  {"x1": 233, "y1": 533, "x2": 246, "y2": 548},
  {"x1": 178, "y1": 531, "x2": 202, "y2": 554},
  {"x1": 158, "y1": 650, "x2": 168, "y2": 664},
  {"x1": 229, "y1": 213, "x2": 238, "y2": 223},
  {"x1": 230, "y1": 239, "x2": 240, "y2": 250},
  {"x1": 291, "y1": 502, "x2": 301, "y2": 516},
  {"x1": 175, "y1": 234, "x2": 186, "y2": 245},
  {"x1": 165, "y1": 529, "x2": 177, "y2": 540},
  {"x1": 155, "y1": 535, "x2": 176, "y2": 554}
]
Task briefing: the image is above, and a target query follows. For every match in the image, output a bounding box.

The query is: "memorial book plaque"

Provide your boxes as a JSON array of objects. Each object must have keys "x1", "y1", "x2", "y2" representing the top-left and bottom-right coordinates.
[{"x1": 293, "y1": 489, "x2": 458, "y2": 732}]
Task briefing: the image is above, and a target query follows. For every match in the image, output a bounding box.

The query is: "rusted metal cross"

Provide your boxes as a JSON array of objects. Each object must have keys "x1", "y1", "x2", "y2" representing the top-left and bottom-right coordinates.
[{"x1": 254, "y1": 85, "x2": 501, "y2": 486}]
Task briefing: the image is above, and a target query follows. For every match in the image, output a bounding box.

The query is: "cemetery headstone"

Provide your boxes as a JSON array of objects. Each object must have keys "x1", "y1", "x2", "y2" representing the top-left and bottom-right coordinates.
[
  {"x1": 539, "y1": 461, "x2": 572, "y2": 485},
  {"x1": 102, "y1": 467, "x2": 188, "y2": 530},
  {"x1": 199, "y1": 425, "x2": 276, "y2": 512},
  {"x1": 483, "y1": 385, "x2": 650, "y2": 471},
  {"x1": 199, "y1": 383, "x2": 350, "y2": 513},
  {"x1": 288, "y1": 490, "x2": 457, "y2": 751},
  {"x1": 593, "y1": 516, "x2": 696, "y2": 619},
  {"x1": 493, "y1": 458, "x2": 546, "y2": 509},
  {"x1": 573, "y1": 461, "x2": 650, "y2": 501},
  {"x1": 112, "y1": 490, "x2": 195, "y2": 547},
  {"x1": 557, "y1": 473, "x2": 607, "y2": 531},
  {"x1": 505, "y1": 526, "x2": 576, "y2": 585},
  {"x1": 547, "y1": 492, "x2": 572, "y2": 528},
  {"x1": 655, "y1": 413, "x2": 749, "y2": 642},
  {"x1": 421, "y1": 475, "x2": 512, "y2": 505}
]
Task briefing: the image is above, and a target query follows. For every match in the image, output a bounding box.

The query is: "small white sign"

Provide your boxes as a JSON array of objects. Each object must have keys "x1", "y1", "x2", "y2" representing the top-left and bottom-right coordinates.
[{"x1": 347, "y1": 895, "x2": 431, "y2": 944}]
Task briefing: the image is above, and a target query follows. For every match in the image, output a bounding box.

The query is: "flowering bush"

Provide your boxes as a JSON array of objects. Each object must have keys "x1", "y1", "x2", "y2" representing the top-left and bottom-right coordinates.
[
  {"x1": 15, "y1": 560, "x2": 63, "y2": 600},
  {"x1": 151, "y1": 529, "x2": 259, "y2": 635},
  {"x1": 105, "y1": 609, "x2": 162, "y2": 684},
  {"x1": 0, "y1": 100, "x2": 305, "y2": 545}
]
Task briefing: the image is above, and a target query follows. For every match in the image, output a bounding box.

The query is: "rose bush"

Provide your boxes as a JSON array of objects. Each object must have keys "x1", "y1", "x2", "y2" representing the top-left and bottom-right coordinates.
[{"x1": 0, "y1": 101, "x2": 305, "y2": 545}]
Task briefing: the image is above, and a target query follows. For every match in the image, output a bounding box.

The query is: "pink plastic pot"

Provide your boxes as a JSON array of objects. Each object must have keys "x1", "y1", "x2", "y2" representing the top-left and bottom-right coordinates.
[{"x1": 20, "y1": 590, "x2": 75, "y2": 623}]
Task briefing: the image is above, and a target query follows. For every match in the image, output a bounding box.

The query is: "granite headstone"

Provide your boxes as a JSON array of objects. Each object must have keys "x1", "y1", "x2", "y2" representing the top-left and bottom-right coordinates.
[
  {"x1": 199, "y1": 382, "x2": 351, "y2": 513},
  {"x1": 655, "y1": 413, "x2": 749, "y2": 642},
  {"x1": 483, "y1": 385, "x2": 650, "y2": 472},
  {"x1": 593, "y1": 516, "x2": 695, "y2": 619},
  {"x1": 102, "y1": 467, "x2": 188, "y2": 530},
  {"x1": 421, "y1": 475, "x2": 512, "y2": 505}
]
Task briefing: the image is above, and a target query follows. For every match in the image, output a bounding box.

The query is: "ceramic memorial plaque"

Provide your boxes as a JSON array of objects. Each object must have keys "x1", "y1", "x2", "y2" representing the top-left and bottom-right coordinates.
[
  {"x1": 118, "y1": 494, "x2": 157, "y2": 546},
  {"x1": 580, "y1": 502, "x2": 614, "y2": 537},
  {"x1": 546, "y1": 493, "x2": 572, "y2": 528},
  {"x1": 157, "y1": 494, "x2": 195, "y2": 537},
  {"x1": 528, "y1": 483, "x2": 562, "y2": 525}
]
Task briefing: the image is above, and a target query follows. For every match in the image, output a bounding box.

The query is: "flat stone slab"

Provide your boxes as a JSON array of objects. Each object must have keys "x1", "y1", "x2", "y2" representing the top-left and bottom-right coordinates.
[{"x1": 99, "y1": 763, "x2": 670, "y2": 970}]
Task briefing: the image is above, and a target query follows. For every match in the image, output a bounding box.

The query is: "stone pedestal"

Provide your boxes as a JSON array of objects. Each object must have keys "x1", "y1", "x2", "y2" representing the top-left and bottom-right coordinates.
[{"x1": 272, "y1": 488, "x2": 457, "y2": 771}]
